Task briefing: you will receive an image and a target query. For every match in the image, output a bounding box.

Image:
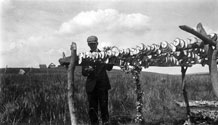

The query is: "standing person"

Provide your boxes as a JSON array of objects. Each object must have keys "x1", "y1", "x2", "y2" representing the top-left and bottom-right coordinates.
[{"x1": 82, "y1": 36, "x2": 113, "y2": 125}]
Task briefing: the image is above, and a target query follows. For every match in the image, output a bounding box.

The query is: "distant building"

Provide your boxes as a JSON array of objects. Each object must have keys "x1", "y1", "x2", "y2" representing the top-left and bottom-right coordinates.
[
  {"x1": 48, "y1": 63, "x2": 56, "y2": 68},
  {"x1": 39, "y1": 64, "x2": 47, "y2": 69}
]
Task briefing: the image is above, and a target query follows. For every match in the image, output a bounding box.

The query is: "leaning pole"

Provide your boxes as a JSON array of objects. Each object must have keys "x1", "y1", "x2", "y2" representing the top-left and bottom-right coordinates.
[{"x1": 67, "y1": 42, "x2": 77, "y2": 125}]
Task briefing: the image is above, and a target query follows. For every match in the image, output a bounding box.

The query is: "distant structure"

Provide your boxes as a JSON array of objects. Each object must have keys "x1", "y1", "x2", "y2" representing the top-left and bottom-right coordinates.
[
  {"x1": 48, "y1": 63, "x2": 56, "y2": 68},
  {"x1": 39, "y1": 64, "x2": 47, "y2": 69},
  {"x1": 18, "y1": 69, "x2": 25, "y2": 75}
]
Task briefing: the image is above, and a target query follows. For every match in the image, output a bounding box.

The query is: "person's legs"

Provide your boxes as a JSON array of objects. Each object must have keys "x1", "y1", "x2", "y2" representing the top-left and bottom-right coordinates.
[
  {"x1": 87, "y1": 90, "x2": 99, "y2": 125},
  {"x1": 98, "y1": 90, "x2": 109, "y2": 125}
]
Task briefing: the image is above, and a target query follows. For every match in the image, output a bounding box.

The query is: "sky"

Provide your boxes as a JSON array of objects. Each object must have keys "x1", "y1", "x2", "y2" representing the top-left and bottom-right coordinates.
[{"x1": 0, "y1": 0, "x2": 218, "y2": 74}]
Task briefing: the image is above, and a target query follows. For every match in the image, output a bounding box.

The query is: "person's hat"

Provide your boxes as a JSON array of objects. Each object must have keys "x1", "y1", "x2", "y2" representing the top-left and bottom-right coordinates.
[{"x1": 87, "y1": 36, "x2": 98, "y2": 43}]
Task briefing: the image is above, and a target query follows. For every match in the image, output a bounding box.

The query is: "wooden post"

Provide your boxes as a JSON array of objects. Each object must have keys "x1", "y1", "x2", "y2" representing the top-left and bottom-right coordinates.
[
  {"x1": 179, "y1": 23, "x2": 218, "y2": 98},
  {"x1": 181, "y1": 66, "x2": 190, "y2": 122},
  {"x1": 208, "y1": 43, "x2": 218, "y2": 97},
  {"x1": 67, "y1": 42, "x2": 77, "y2": 125},
  {"x1": 132, "y1": 66, "x2": 144, "y2": 124}
]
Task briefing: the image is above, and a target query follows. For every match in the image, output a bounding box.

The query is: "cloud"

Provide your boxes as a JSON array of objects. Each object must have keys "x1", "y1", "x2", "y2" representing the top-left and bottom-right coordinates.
[
  {"x1": 203, "y1": 26, "x2": 218, "y2": 35},
  {"x1": 9, "y1": 40, "x2": 24, "y2": 51},
  {"x1": 1, "y1": 34, "x2": 68, "y2": 67},
  {"x1": 14, "y1": 0, "x2": 186, "y2": 1},
  {"x1": 98, "y1": 41, "x2": 113, "y2": 49},
  {"x1": 1, "y1": 0, "x2": 14, "y2": 10},
  {"x1": 58, "y1": 9, "x2": 150, "y2": 35}
]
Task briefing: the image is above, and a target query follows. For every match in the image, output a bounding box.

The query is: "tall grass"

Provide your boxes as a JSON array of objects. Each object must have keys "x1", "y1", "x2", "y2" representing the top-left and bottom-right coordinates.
[
  {"x1": 0, "y1": 73, "x2": 69, "y2": 124},
  {"x1": 0, "y1": 67, "x2": 217, "y2": 124}
]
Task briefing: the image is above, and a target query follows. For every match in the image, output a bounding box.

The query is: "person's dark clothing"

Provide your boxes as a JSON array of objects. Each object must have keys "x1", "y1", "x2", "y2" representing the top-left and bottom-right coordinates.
[
  {"x1": 82, "y1": 49, "x2": 113, "y2": 125},
  {"x1": 88, "y1": 87, "x2": 109, "y2": 125},
  {"x1": 82, "y1": 49, "x2": 113, "y2": 93}
]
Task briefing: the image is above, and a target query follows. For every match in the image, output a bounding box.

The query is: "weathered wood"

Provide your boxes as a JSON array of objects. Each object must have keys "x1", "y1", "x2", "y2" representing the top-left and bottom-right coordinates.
[
  {"x1": 175, "y1": 100, "x2": 218, "y2": 108},
  {"x1": 67, "y1": 42, "x2": 77, "y2": 125},
  {"x1": 175, "y1": 100, "x2": 218, "y2": 122},
  {"x1": 59, "y1": 54, "x2": 213, "y2": 68},
  {"x1": 59, "y1": 56, "x2": 74, "y2": 66},
  {"x1": 209, "y1": 44, "x2": 218, "y2": 97},
  {"x1": 180, "y1": 23, "x2": 218, "y2": 98},
  {"x1": 132, "y1": 66, "x2": 144, "y2": 124},
  {"x1": 181, "y1": 66, "x2": 190, "y2": 119},
  {"x1": 208, "y1": 34, "x2": 218, "y2": 97},
  {"x1": 179, "y1": 25, "x2": 216, "y2": 46}
]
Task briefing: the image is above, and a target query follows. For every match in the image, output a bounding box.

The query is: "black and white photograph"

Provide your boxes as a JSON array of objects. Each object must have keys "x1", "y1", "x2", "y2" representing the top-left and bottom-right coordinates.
[{"x1": 1, "y1": 0, "x2": 218, "y2": 124}]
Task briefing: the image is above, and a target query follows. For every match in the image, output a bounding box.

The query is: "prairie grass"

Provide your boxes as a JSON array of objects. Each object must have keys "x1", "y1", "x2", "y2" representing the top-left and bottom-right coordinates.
[{"x1": 0, "y1": 67, "x2": 217, "y2": 124}]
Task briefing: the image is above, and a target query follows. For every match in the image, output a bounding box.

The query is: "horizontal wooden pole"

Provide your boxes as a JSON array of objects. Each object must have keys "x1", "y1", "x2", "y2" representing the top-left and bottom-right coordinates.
[
  {"x1": 179, "y1": 25, "x2": 216, "y2": 46},
  {"x1": 59, "y1": 43, "x2": 206, "y2": 66},
  {"x1": 59, "y1": 55, "x2": 218, "y2": 67}
]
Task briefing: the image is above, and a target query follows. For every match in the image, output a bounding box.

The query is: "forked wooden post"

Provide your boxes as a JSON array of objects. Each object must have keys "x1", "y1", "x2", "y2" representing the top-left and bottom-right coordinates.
[
  {"x1": 179, "y1": 23, "x2": 218, "y2": 124},
  {"x1": 67, "y1": 42, "x2": 77, "y2": 125},
  {"x1": 179, "y1": 23, "x2": 218, "y2": 97},
  {"x1": 181, "y1": 66, "x2": 190, "y2": 121}
]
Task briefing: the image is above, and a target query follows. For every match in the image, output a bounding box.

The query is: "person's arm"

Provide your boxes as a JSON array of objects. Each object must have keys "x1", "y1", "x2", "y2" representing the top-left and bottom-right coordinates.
[
  {"x1": 106, "y1": 64, "x2": 114, "y2": 71},
  {"x1": 82, "y1": 66, "x2": 94, "y2": 76}
]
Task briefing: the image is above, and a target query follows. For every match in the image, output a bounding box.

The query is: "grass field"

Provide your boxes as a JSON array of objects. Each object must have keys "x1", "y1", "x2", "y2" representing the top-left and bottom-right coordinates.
[{"x1": 0, "y1": 67, "x2": 218, "y2": 124}]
